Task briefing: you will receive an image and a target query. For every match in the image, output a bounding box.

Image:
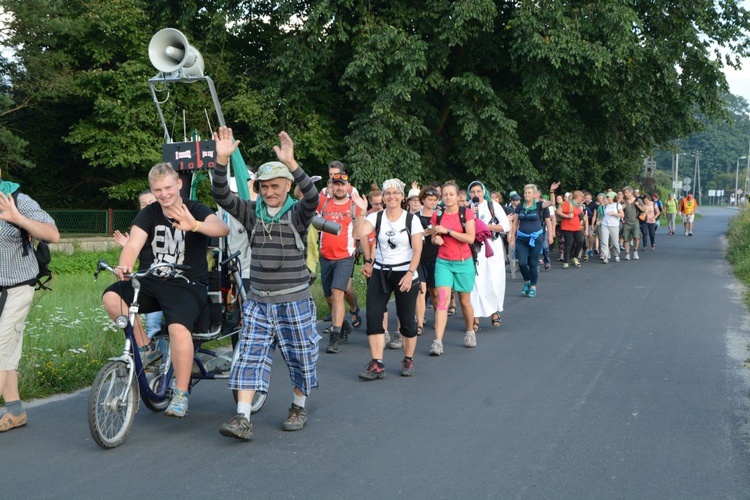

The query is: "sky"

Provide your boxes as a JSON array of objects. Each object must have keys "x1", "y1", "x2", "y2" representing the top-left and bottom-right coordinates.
[{"x1": 725, "y1": 59, "x2": 750, "y2": 105}]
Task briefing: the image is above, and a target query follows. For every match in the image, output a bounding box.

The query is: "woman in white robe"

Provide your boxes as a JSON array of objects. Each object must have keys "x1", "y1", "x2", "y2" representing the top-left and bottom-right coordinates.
[{"x1": 468, "y1": 181, "x2": 511, "y2": 330}]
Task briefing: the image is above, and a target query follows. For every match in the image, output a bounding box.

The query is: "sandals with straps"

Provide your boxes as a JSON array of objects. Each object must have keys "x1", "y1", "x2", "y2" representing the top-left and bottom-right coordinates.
[
  {"x1": 491, "y1": 313, "x2": 501, "y2": 328},
  {"x1": 350, "y1": 307, "x2": 362, "y2": 328}
]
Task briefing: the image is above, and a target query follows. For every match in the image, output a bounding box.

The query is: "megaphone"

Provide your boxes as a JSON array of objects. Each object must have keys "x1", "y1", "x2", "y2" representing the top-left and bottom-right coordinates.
[{"x1": 148, "y1": 28, "x2": 204, "y2": 78}]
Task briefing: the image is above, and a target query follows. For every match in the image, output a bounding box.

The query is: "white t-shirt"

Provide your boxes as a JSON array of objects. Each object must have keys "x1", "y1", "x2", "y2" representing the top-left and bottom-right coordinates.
[
  {"x1": 603, "y1": 202, "x2": 622, "y2": 227},
  {"x1": 365, "y1": 210, "x2": 424, "y2": 273}
]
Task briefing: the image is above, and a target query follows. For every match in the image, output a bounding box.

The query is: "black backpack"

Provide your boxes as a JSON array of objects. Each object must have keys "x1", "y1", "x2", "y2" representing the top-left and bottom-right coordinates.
[{"x1": 11, "y1": 191, "x2": 53, "y2": 291}]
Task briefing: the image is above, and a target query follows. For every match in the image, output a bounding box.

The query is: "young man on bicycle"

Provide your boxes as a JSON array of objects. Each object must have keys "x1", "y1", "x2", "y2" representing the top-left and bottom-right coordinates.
[
  {"x1": 102, "y1": 163, "x2": 229, "y2": 418},
  {"x1": 212, "y1": 126, "x2": 320, "y2": 441}
]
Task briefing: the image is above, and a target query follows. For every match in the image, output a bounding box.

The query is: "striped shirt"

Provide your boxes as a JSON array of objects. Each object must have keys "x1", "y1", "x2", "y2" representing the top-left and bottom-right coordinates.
[
  {"x1": 0, "y1": 193, "x2": 56, "y2": 287},
  {"x1": 212, "y1": 164, "x2": 319, "y2": 304}
]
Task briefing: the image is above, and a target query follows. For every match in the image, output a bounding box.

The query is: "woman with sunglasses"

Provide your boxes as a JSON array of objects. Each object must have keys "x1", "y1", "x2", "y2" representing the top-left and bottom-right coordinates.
[
  {"x1": 507, "y1": 183, "x2": 559, "y2": 297},
  {"x1": 429, "y1": 181, "x2": 477, "y2": 354},
  {"x1": 352, "y1": 179, "x2": 423, "y2": 379}
]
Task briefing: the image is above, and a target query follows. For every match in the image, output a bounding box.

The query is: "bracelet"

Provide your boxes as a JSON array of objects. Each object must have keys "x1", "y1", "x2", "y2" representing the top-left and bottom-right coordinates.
[
  {"x1": 192, "y1": 221, "x2": 201, "y2": 232},
  {"x1": 407, "y1": 269, "x2": 415, "y2": 274}
]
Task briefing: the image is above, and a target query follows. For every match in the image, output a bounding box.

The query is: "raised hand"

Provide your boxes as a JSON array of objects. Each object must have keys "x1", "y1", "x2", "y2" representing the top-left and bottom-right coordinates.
[
  {"x1": 0, "y1": 191, "x2": 21, "y2": 225},
  {"x1": 273, "y1": 131, "x2": 297, "y2": 170},
  {"x1": 350, "y1": 190, "x2": 369, "y2": 213},
  {"x1": 213, "y1": 126, "x2": 240, "y2": 163}
]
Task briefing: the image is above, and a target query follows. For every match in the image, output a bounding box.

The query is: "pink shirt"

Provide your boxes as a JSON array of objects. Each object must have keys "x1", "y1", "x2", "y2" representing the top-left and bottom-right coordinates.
[{"x1": 430, "y1": 209, "x2": 475, "y2": 261}]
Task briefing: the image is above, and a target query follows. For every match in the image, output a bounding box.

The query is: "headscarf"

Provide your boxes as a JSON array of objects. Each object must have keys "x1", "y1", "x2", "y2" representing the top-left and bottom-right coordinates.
[
  {"x1": 382, "y1": 178, "x2": 405, "y2": 195},
  {"x1": 467, "y1": 180, "x2": 491, "y2": 204}
]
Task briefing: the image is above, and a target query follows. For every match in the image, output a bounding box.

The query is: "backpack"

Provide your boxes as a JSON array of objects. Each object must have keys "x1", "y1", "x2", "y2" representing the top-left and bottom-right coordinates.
[
  {"x1": 11, "y1": 191, "x2": 52, "y2": 291},
  {"x1": 374, "y1": 210, "x2": 414, "y2": 249},
  {"x1": 436, "y1": 206, "x2": 481, "y2": 272}
]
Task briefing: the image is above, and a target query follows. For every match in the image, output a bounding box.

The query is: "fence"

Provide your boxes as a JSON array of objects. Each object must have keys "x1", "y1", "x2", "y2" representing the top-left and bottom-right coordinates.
[{"x1": 48, "y1": 209, "x2": 139, "y2": 235}]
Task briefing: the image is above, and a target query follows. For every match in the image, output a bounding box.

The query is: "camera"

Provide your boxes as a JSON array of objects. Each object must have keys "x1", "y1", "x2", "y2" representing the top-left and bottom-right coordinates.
[{"x1": 312, "y1": 216, "x2": 341, "y2": 236}]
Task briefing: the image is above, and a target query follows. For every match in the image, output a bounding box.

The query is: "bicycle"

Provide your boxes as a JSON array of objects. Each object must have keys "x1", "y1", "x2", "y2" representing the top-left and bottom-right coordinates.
[{"x1": 87, "y1": 252, "x2": 266, "y2": 449}]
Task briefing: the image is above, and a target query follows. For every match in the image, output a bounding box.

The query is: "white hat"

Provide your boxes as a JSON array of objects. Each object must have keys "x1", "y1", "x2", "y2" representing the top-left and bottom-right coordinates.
[{"x1": 406, "y1": 188, "x2": 421, "y2": 200}]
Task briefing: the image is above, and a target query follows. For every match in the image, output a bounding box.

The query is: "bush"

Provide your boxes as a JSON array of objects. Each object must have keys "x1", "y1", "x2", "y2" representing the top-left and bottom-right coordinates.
[{"x1": 727, "y1": 209, "x2": 750, "y2": 306}]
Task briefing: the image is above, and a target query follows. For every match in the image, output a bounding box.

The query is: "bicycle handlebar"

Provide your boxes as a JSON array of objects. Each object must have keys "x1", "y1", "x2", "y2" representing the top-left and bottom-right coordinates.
[{"x1": 94, "y1": 260, "x2": 191, "y2": 281}]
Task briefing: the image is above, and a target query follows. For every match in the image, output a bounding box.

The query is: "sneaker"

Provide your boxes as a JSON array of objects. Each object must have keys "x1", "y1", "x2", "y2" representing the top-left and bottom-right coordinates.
[
  {"x1": 139, "y1": 343, "x2": 163, "y2": 366},
  {"x1": 0, "y1": 411, "x2": 27, "y2": 432},
  {"x1": 384, "y1": 331, "x2": 391, "y2": 346},
  {"x1": 464, "y1": 331, "x2": 477, "y2": 348},
  {"x1": 389, "y1": 332, "x2": 403, "y2": 349},
  {"x1": 572, "y1": 258, "x2": 581, "y2": 267},
  {"x1": 563, "y1": 263, "x2": 570, "y2": 269},
  {"x1": 326, "y1": 330, "x2": 341, "y2": 353},
  {"x1": 544, "y1": 262, "x2": 551, "y2": 270},
  {"x1": 340, "y1": 321, "x2": 351, "y2": 344},
  {"x1": 651, "y1": 245, "x2": 655, "y2": 250},
  {"x1": 401, "y1": 358, "x2": 415, "y2": 377},
  {"x1": 615, "y1": 256, "x2": 620, "y2": 262},
  {"x1": 620, "y1": 244, "x2": 625, "y2": 251},
  {"x1": 521, "y1": 281, "x2": 531, "y2": 296},
  {"x1": 685, "y1": 231, "x2": 689, "y2": 236},
  {"x1": 588, "y1": 249, "x2": 594, "y2": 257},
  {"x1": 527, "y1": 288, "x2": 537, "y2": 298},
  {"x1": 689, "y1": 232, "x2": 693, "y2": 236},
  {"x1": 219, "y1": 414, "x2": 253, "y2": 440},
  {"x1": 633, "y1": 251, "x2": 639, "y2": 260},
  {"x1": 602, "y1": 258, "x2": 609, "y2": 264},
  {"x1": 164, "y1": 389, "x2": 189, "y2": 418},
  {"x1": 625, "y1": 254, "x2": 630, "y2": 261},
  {"x1": 359, "y1": 360, "x2": 386, "y2": 380},
  {"x1": 283, "y1": 404, "x2": 307, "y2": 431},
  {"x1": 429, "y1": 339, "x2": 444, "y2": 356}
]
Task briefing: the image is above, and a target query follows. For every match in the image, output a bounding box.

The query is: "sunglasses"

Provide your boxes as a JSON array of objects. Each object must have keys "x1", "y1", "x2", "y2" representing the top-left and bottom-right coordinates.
[
  {"x1": 424, "y1": 190, "x2": 439, "y2": 197},
  {"x1": 330, "y1": 172, "x2": 349, "y2": 181}
]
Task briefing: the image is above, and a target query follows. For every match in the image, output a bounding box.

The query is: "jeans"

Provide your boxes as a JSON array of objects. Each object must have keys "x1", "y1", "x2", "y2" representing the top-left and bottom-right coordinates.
[
  {"x1": 641, "y1": 222, "x2": 657, "y2": 247},
  {"x1": 516, "y1": 237, "x2": 542, "y2": 286}
]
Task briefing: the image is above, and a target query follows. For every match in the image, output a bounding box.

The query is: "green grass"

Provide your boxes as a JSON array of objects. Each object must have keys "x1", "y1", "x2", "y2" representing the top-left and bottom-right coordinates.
[
  {"x1": 727, "y1": 208, "x2": 750, "y2": 309},
  {"x1": 10, "y1": 249, "x2": 369, "y2": 401}
]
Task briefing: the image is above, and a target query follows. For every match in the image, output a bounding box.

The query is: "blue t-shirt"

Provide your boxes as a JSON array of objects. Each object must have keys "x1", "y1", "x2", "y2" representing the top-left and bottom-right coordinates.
[{"x1": 515, "y1": 201, "x2": 545, "y2": 235}]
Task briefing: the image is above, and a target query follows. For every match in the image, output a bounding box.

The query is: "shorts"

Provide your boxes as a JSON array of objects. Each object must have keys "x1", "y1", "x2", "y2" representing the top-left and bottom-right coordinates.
[
  {"x1": 683, "y1": 214, "x2": 695, "y2": 223},
  {"x1": 229, "y1": 298, "x2": 320, "y2": 395},
  {"x1": 434, "y1": 257, "x2": 476, "y2": 293},
  {"x1": 103, "y1": 277, "x2": 208, "y2": 332},
  {"x1": 0, "y1": 285, "x2": 35, "y2": 370},
  {"x1": 320, "y1": 256, "x2": 355, "y2": 297},
  {"x1": 622, "y1": 223, "x2": 640, "y2": 241},
  {"x1": 418, "y1": 260, "x2": 436, "y2": 289}
]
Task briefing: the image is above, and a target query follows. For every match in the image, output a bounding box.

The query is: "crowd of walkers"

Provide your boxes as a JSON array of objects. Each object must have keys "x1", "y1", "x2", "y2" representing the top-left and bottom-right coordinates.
[{"x1": 313, "y1": 169, "x2": 700, "y2": 382}]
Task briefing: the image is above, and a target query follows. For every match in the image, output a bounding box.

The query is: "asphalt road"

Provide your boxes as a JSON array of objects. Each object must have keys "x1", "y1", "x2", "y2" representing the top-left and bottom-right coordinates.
[{"x1": 3, "y1": 207, "x2": 750, "y2": 499}]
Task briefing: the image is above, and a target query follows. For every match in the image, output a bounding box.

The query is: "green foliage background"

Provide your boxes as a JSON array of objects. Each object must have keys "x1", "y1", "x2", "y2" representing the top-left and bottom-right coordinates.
[{"x1": 1, "y1": 0, "x2": 750, "y2": 205}]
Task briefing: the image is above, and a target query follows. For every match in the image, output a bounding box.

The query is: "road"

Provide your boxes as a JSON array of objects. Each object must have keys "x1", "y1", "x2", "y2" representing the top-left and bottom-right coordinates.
[{"x1": 3, "y1": 207, "x2": 750, "y2": 499}]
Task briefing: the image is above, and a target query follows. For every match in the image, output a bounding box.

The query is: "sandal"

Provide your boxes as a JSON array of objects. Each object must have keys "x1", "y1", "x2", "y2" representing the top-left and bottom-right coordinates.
[
  {"x1": 447, "y1": 305, "x2": 457, "y2": 316},
  {"x1": 491, "y1": 313, "x2": 501, "y2": 328},
  {"x1": 323, "y1": 324, "x2": 333, "y2": 335},
  {"x1": 473, "y1": 319, "x2": 481, "y2": 333},
  {"x1": 350, "y1": 307, "x2": 362, "y2": 328}
]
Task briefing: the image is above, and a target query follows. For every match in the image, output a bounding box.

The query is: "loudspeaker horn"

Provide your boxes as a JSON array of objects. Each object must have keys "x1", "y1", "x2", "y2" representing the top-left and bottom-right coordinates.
[{"x1": 148, "y1": 28, "x2": 204, "y2": 77}]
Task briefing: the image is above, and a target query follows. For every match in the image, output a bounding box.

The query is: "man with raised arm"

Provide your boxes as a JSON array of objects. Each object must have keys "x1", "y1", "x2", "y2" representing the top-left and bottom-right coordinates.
[
  {"x1": 102, "y1": 163, "x2": 229, "y2": 418},
  {"x1": 0, "y1": 169, "x2": 60, "y2": 432},
  {"x1": 212, "y1": 126, "x2": 320, "y2": 441}
]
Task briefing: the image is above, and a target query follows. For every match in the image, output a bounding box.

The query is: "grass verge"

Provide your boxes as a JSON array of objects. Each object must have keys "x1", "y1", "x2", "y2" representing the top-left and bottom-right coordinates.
[
  {"x1": 9, "y1": 248, "x2": 368, "y2": 402},
  {"x1": 727, "y1": 208, "x2": 750, "y2": 308}
]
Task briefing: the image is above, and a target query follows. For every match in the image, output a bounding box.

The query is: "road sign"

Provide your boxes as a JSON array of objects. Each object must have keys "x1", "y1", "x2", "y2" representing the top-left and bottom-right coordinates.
[
  {"x1": 709, "y1": 190, "x2": 716, "y2": 197},
  {"x1": 672, "y1": 181, "x2": 683, "y2": 190},
  {"x1": 683, "y1": 177, "x2": 692, "y2": 185}
]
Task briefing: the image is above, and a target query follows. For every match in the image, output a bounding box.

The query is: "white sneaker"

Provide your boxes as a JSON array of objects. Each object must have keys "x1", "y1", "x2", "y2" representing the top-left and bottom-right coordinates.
[
  {"x1": 602, "y1": 258, "x2": 609, "y2": 264},
  {"x1": 625, "y1": 254, "x2": 630, "y2": 261},
  {"x1": 383, "y1": 331, "x2": 391, "y2": 346},
  {"x1": 615, "y1": 256, "x2": 620, "y2": 262},
  {"x1": 633, "y1": 251, "x2": 639, "y2": 260},
  {"x1": 685, "y1": 231, "x2": 689, "y2": 236},
  {"x1": 464, "y1": 331, "x2": 477, "y2": 348},
  {"x1": 429, "y1": 339, "x2": 444, "y2": 356}
]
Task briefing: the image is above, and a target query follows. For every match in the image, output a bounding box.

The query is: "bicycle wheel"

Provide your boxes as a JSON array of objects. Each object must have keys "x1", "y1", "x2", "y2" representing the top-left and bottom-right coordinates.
[
  {"x1": 140, "y1": 366, "x2": 173, "y2": 412},
  {"x1": 140, "y1": 341, "x2": 173, "y2": 412},
  {"x1": 88, "y1": 360, "x2": 138, "y2": 449}
]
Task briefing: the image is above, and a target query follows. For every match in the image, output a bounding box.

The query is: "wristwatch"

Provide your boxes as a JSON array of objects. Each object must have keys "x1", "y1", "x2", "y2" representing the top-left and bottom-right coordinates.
[{"x1": 364, "y1": 258, "x2": 373, "y2": 264}]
